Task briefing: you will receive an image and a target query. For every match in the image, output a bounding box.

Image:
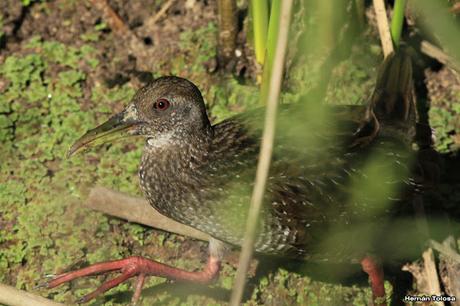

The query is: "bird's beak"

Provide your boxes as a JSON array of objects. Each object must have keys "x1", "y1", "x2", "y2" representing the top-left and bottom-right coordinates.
[{"x1": 67, "y1": 104, "x2": 142, "y2": 158}]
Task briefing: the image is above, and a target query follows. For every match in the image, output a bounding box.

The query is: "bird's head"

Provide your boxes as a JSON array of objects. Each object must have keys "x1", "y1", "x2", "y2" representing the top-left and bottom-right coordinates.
[{"x1": 68, "y1": 76, "x2": 211, "y2": 157}]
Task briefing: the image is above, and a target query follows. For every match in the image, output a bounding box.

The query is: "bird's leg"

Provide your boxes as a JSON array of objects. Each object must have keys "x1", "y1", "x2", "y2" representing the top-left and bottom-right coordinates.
[
  {"x1": 360, "y1": 256, "x2": 387, "y2": 306},
  {"x1": 41, "y1": 238, "x2": 224, "y2": 304}
]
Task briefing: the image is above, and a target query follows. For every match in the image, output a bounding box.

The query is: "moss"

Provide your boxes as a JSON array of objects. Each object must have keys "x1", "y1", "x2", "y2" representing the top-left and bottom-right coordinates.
[
  {"x1": 177, "y1": 22, "x2": 217, "y2": 76},
  {"x1": 0, "y1": 37, "x2": 151, "y2": 303},
  {"x1": 429, "y1": 102, "x2": 460, "y2": 153}
]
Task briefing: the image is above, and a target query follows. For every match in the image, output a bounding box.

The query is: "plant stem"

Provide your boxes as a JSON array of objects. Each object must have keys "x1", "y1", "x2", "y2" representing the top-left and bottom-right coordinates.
[
  {"x1": 229, "y1": 1, "x2": 293, "y2": 305},
  {"x1": 390, "y1": 0, "x2": 406, "y2": 49},
  {"x1": 217, "y1": 0, "x2": 238, "y2": 69},
  {"x1": 251, "y1": 0, "x2": 269, "y2": 65},
  {"x1": 260, "y1": 0, "x2": 281, "y2": 104},
  {"x1": 373, "y1": 0, "x2": 394, "y2": 57},
  {"x1": 265, "y1": 0, "x2": 281, "y2": 72},
  {"x1": 354, "y1": 0, "x2": 365, "y2": 28}
]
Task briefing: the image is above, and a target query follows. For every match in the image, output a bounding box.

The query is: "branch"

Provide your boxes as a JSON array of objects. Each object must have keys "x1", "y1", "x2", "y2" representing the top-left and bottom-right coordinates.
[
  {"x1": 422, "y1": 248, "x2": 445, "y2": 306},
  {"x1": 420, "y1": 40, "x2": 460, "y2": 73},
  {"x1": 429, "y1": 239, "x2": 460, "y2": 264},
  {"x1": 0, "y1": 283, "x2": 64, "y2": 306},
  {"x1": 229, "y1": 1, "x2": 294, "y2": 305},
  {"x1": 372, "y1": 0, "x2": 394, "y2": 57},
  {"x1": 89, "y1": 0, "x2": 129, "y2": 35},
  {"x1": 84, "y1": 186, "x2": 210, "y2": 242},
  {"x1": 402, "y1": 248, "x2": 445, "y2": 306}
]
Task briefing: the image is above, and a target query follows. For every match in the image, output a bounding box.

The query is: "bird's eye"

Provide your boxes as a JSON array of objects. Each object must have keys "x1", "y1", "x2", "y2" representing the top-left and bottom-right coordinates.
[{"x1": 153, "y1": 98, "x2": 170, "y2": 111}]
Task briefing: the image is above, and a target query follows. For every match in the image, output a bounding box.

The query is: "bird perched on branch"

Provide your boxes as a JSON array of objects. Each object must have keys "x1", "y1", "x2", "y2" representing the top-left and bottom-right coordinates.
[{"x1": 42, "y1": 51, "x2": 420, "y2": 306}]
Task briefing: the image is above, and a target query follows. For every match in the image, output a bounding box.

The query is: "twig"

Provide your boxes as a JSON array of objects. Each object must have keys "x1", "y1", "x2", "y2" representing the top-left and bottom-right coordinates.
[
  {"x1": 429, "y1": 239, "x2": 460, "y2": 264},
  {"x1": 88, "y1": 0, "x2": 153, "y2": 71},
  {"x1": 403, "y1": 249, "x2": 445, "y2": 306},
  {"x1": 89, "y1": 0, "x2": 130, "y2": 35},
  {"x1": 422, "y1": 248, "x2": 445, "y2": 306},
  {"x1": 229, "y1": 1, "x2": 294, "y2": 305},
  {"x1": 420, "y1": 40, "x2": 460, "y2": 73},
  {"x1": 84, "y1": 186, "x2": 210, "y2": 241},
  {"x1": 149, "y1": 0, "x2": 175, "y2": 26},
  {"x1": 372, "y1": 0, "x2": 394, "y2": 57},
  {"x1": 0, "y1": 283, "x2": 64, "y2": 306},
  {"x1": 140, "y1": 0, "x2": 176, "y2": 38}
]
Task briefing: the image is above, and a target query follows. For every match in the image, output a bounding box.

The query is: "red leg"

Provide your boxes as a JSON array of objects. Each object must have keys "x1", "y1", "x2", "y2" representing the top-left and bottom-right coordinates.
[
  {"x1": 361, "y1": 256, "x2": 387, "y2": 306},
  {"x1": 41, "y1": 255, "x2": 221, "y2": 304}
]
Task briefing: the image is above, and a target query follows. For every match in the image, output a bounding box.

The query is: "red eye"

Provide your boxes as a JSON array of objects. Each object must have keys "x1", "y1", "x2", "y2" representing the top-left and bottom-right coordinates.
[{"x1": 154, "y1": 98, "x2": 170, "y2": 111}]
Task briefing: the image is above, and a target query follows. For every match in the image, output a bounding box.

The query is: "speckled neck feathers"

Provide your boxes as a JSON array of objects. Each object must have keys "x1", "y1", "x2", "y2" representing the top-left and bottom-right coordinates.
[{"x1": 139, "y1": 123, "x2": 213, "y2": 217}]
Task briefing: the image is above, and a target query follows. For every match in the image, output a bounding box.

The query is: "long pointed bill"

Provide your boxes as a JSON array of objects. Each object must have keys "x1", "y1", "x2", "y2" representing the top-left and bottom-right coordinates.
[{"x1": 67, "y1": 104, "x2": 142, "y2": 158}]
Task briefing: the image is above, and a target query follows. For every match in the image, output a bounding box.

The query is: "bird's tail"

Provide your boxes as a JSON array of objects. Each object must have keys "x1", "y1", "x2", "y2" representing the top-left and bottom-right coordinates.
[
  {"x1": 350, "y1": 50, "x2": 416, "y2": 148},
  {"x1": 370, "y1": 50, "x2": 441, "y2": 187},
  {"x1": 369, "y1": 50, "x2": 417, "y2": 143}
]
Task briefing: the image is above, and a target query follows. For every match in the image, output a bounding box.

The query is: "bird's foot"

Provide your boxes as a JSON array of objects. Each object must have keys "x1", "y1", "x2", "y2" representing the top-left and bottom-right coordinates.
[
  {"x1": 39, "y1": 255, "x2": 221, "y2": 304},
  {"x1": 361, "y1": 256, "x2": 387, "y2": 306}
]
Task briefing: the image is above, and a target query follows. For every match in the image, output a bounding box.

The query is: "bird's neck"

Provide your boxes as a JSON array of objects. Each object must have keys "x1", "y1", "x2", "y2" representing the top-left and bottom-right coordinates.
[{"x1": 139, "y1": 127, "x2": 213, "y2": 215}]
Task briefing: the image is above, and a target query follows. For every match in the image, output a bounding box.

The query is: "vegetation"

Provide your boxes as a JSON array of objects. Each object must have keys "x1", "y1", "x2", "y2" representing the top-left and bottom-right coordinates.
[{"x1": 0, "y1": 0, "x2": 459, "y2": 305}]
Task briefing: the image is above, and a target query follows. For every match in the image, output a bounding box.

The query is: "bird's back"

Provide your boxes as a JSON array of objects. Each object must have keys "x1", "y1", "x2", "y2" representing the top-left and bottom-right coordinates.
[
  {"x1": 200, "y1": 102, "x2": 415, "y2": 260},
  {"x1": 193, "y1": 51, "x2": 418, "y2": 261}
]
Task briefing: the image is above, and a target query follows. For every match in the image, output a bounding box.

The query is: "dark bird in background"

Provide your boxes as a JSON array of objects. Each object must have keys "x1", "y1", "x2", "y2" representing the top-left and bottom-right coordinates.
[{"x1": 42, "y1": 51, "x2": 422, "y2": 305}]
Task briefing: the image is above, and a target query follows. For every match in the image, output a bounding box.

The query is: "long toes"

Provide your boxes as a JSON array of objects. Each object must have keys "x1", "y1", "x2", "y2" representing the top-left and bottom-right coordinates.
[
  {"x1": 37, "y1": 259, "x2": 130, "y2": 290},
  {"x1": 44, "y1": 274, "x2": 74, "y2": 289},
  {"x1": 76, "y1": 270, "x2": 137, "y2": 303},
  {"x1": 131, "y1": 274, "x2": 146, "y2": 305}
]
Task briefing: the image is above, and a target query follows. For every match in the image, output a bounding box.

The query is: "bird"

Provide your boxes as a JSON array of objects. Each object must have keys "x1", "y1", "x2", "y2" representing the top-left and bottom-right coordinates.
[{"x1": 42, "y1": 51, "x2": 419, "y2": 305}]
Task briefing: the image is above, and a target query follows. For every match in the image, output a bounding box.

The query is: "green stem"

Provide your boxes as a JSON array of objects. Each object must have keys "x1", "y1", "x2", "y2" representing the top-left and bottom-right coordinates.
[
  {"x1": 390, "y1": 0, "x2": 406, "y2": 49},
  {"x1": 265, "y1": 0, "x2": 281, "y2": 73},
  {"x1": 260, "y1": 0, "x2": 281, "y2": 104},
  {"x1": 251, "y1": 0, "x2": 269, "y2": 65},
  {"x1": 354, "y1": 0, "x2": 365, "y2": 28}
]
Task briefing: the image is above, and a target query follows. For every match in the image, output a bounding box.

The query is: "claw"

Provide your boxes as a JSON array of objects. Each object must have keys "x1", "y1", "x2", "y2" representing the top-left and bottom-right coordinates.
[
  {"x1": 33, "y1": 282, "x2": 49, "y2": 290},
  {"x1": 34, "y1": 273, "x2": 59, "y2": 289},
  {"x1": 76, "y1": 296, "x2": 87, "y2": 304}
]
